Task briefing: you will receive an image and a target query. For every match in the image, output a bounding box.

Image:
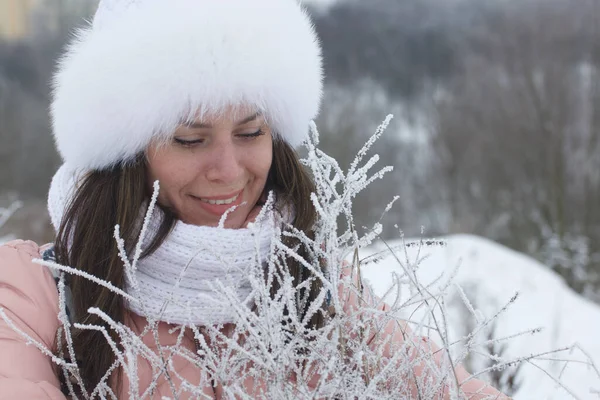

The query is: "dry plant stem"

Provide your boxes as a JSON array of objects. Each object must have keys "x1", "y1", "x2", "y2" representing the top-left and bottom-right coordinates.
[
  {"x1": 0, "y1": 201, "x2": 22, "y2": 228},
  {"x1": 1, "y1": 117, "x2": 595, "y2": 399},
  {"x1": 380, "y1": 237, "x2": 463, "y2": 398}
]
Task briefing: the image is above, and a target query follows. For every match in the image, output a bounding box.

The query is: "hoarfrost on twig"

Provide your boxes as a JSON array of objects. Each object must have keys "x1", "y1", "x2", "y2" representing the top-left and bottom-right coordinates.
[{"x1": 0, "y1": 119, "x2": 595, "y2": 399}]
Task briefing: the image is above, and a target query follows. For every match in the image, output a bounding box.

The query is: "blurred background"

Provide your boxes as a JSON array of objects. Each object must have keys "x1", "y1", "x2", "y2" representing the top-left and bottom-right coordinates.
[
  {"x1": 2, "y1": 0, "x2": 598, "y2": 301},
  {"x1": 1, "y1": 0, "x2": 599, "y2": 396}
]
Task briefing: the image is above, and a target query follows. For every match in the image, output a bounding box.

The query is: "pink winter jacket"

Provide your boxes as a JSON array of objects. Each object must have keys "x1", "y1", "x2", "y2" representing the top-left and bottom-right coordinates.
[{"x1": 0, "y1": 240, "x2": 509, "y2": 399}]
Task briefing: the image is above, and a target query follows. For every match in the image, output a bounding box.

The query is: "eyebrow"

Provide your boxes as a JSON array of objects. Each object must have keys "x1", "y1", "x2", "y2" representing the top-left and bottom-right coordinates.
[{"x1": 186, "y1": 112, "x2": 262, "y2": 129}]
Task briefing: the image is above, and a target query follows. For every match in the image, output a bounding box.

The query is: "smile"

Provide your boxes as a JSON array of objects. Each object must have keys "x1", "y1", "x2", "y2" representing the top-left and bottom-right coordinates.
[{"x1": 199, "y1": 194, "x2": 239, "y2": 205}]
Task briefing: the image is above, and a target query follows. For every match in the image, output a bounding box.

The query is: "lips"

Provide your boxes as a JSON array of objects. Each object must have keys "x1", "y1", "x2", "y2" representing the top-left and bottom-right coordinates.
[
  {"x1": 192, "y1": 190, "x2": 244, "y2": 216},
  {"x1": 199, "y1": 193, "x2": 239, "y2": 205}
]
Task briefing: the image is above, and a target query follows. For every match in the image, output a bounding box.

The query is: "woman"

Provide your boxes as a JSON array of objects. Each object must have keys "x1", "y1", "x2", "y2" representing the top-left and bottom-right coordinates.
[{"x1": 0, "y1": 0, "x2": 509, "y2": 398}]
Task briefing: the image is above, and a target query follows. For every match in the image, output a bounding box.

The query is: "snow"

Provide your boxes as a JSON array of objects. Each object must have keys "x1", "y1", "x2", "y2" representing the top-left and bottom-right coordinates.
[{"x1": 361, "y1": 234, "x2": 600, "y2": 399}]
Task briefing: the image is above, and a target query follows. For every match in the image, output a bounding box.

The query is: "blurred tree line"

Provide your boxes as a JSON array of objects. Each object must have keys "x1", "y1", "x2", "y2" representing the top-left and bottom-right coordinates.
[
  {"x1": 0, "y1": 0, "x2": 598, "y2": 301},
  {"x1": 312, "y1": 0, "x2": 600, "y2": 301}
]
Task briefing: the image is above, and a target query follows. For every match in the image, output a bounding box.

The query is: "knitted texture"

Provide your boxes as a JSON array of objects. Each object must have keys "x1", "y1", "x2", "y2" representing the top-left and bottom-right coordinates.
[
  {"x1": 126, "y1": 207, "x2": 274, "y2": 325},
  {"x1": 48, "y1": 164, "x2": 276, "y2": 325}
]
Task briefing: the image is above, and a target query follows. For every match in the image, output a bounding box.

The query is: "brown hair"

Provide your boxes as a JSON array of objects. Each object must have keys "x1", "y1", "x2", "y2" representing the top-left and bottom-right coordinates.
[{"x1": 52, "y1": 139, "x2": 322, "y2": 394}]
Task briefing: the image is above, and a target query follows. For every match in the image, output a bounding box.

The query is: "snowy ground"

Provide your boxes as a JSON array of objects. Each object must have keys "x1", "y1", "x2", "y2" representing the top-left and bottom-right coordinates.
[{"x1": 360, "y1": 234, "x2": 600, "y2": 399}]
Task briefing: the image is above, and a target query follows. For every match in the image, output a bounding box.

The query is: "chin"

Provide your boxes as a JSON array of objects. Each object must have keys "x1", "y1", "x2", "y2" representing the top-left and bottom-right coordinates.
[{"x1": 186, "y1": 213, "x2": 244, "y2": 229}]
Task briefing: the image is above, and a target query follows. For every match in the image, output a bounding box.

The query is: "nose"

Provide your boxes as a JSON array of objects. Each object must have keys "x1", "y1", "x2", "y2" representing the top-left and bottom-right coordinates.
[{"x1": 205, "y1": 139, "x2": 244, "y2": 184}]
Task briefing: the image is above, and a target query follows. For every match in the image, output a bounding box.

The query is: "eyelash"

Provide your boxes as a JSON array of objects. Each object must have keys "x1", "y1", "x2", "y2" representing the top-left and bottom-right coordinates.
[
  {"x1": 174, "y1": 129, "x2": 265, "y2": 147},
  {"x1": 174, "y1": 138, "x2": 203, "y2": 147},
  {"x1": 239, "y1": 128, "x2": 265, "y2": 139}
]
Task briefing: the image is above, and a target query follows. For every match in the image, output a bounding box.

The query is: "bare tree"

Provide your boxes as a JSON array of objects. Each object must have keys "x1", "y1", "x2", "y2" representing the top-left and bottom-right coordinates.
[
  {"x1": 432, "y1": 0, "x2": 600, "y2": 299},
  {"x1": 311, "y1": 0, "x2": 459, "y2": 100}
]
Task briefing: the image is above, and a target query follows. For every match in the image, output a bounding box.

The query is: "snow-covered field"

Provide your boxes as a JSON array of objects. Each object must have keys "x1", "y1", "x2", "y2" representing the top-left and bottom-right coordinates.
[{"x1": 361, "y1": 234, "x2": 600, "y2": 399}]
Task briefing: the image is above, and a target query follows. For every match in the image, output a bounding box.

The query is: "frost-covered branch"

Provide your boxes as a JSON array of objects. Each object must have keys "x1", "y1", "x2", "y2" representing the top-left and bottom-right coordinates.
[
  {"x1": 0, "y1": 119, "x2": 596, "y2": 399},
  {"x1": 0, "y1": 200, "x2": 21, "y2": 230}
]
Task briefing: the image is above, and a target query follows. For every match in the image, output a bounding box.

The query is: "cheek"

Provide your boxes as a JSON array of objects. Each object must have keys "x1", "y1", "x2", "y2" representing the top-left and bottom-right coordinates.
[
  {"x1": 147, "y1": 150, "x2": 200, "y2": 201},
  {"x1": 254, "y1": 145, "x2": 273, "y2": 182}
]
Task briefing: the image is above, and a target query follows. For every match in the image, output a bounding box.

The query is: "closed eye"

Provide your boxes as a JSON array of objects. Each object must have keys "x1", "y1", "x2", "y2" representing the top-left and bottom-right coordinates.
[
  {"x1": 174, "y1": 137, "x2": 204, "y2": 147},
  {"x1": 237, "y1": 129, "x2": 265, "y2": 139}
]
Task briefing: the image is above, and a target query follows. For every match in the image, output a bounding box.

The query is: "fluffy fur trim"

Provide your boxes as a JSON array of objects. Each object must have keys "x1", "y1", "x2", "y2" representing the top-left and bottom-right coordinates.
[{"x1": 51, "y1": 0, "x2": 323, "y2": 170}]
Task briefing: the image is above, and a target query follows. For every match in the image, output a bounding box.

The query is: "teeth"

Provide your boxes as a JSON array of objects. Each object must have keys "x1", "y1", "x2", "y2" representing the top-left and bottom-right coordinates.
[{"x1": 201, "y1": 194, "x2": 239, "y2": 205}]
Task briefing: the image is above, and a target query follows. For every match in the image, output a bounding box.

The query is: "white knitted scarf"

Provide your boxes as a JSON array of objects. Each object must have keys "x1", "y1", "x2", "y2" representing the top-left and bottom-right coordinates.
[{"x1": 48, "y1": 164, "x2": 278, "y2": 325}]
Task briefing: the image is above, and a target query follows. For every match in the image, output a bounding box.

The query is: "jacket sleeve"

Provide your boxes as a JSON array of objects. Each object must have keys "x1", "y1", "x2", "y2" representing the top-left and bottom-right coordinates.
[
  {"x1": 0, "y1": 240, "x2": 66, "y2": 400},
  {"x1": 339, "y1": 263, "x2": 511, "y2": 399}
]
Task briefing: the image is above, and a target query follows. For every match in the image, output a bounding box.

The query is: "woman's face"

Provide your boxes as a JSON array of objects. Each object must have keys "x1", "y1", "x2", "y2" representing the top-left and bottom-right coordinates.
[{"x1": 146, "y1": 105, "x2": 273, "y2": 228}]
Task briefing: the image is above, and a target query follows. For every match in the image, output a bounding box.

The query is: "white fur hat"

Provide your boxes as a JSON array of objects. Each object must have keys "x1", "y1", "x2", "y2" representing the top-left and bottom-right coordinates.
[{"x1": 51, "y1": 0, "x2": 323, "y2": 170}]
